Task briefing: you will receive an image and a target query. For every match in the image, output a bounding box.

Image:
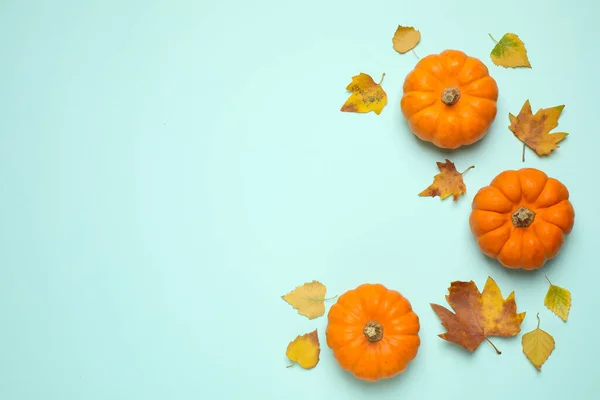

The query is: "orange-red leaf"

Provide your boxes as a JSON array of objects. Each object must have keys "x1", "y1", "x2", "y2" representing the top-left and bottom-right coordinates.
[
  {"x1": 419, "y1": 159, "x2": 474, "y2": 201},
  {"x1": 431, "y1": 277, "x2": 526, "y2": 353}
]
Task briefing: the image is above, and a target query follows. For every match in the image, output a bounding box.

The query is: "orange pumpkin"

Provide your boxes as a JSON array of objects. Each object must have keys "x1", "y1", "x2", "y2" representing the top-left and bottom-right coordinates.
[
  {"x1": 469, "y1": 168, "x2": 575, "y2": 270},
  {"x1": 326, "y1": 283, "x2": 420, "y2": 381},
  {"x1": 400, "y1": 49, "x2": 499, "y2": 149}
]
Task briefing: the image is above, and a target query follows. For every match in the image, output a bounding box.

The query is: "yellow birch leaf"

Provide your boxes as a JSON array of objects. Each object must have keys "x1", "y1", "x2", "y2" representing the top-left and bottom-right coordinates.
[
  {"x1": 489, "y1": 33, "x2": 531, "y2": 68},
  {"x1": 392, "y1": 25, "x2": 421, "y2": 54},
  {"x1": 281, "y1": 280, "x2": 335, "y2": 319},
  {"x1": 522, "y1": 313, "x2": 555, "y2": 371},
  {"x1": 340, "y1": 72, "x2": 387, "y2": 115},
  {"x1": 286, "y1": 329, "x2": 320, "y2": 369},
  {"x1": 544, "y1": 276, "x2": 571, "y2": 322},
  {"x1": 419, "y1": 159, "x2": 474, "y2": 201}
]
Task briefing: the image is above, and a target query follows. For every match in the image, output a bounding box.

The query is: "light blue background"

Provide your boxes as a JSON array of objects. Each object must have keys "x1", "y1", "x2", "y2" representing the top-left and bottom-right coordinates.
[{"x1": 1, "y1": 0, "x2": 599, "y2": 398}]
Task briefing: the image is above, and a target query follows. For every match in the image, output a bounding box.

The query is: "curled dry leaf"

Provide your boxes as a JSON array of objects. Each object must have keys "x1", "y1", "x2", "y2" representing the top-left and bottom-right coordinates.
[
  {"x1": 522, "y1": 313, "x2": 555, "y2": 371},
  {"x1": 544, "y1": 276, "x2": 571, "y2": 322},
  {"x1": 286, "y1": 329, "x2": 321, "y2": 369},
  {"x1": 509, "y1": 100, "x2": 568, "y2": 161},
  {"x1": 419, "y1": 159, "x2": 474, "y2": 201},
  {"x1": 340, "y1": 72, "x2": 387, "y2": 115},
  {"x1": 282, "y1": 280, "x2": 335, "y2": 319},
  {"x1": 392, "y1": 25, "x2": 420, "y2": 55},
  {"x1": 489, "y1": 33, "x2": 531, "y2": 68},
  {"x1": 431, "y1": 276, "x2": 525, "y2": 354}
]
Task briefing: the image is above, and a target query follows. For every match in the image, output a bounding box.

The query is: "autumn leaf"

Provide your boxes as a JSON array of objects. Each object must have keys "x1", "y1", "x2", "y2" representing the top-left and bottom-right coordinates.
[
  {"x1": 286, "y1": 329, "x2": 320, "y2": 369},
  {"x1": 509, "y1": 99, "x2": 568, "y2": 161},
  {"x1": 522, "y1": 313, "x2": 555, "y2": 371},
  {"x1": 340, "y1": 72, "x2": 387, "y2": 115},
  {"x1": 544, "y1": 276, "x2": 571, "y2": 322},
  {"x1": 392, "y1": 25, "x2": 420, "y2": 56},
  {"x1": 282, "y1": 280, "x2": 336, "y2": 319},
  {"x1": 431, "y1": 276, "x2": 525, "y2": 354},
  {"x1": 489, "y1": 33, "x2": 531, "y2": 68},
  {"x1": 419, "y1": 159, "x2": 474, "y2": 201}
]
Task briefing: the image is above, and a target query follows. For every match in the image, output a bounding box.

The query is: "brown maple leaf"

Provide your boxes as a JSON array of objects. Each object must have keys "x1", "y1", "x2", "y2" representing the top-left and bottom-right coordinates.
[
  {"x1": 430, "y1": 276, "x2": 526, "y2": 354},
  {"x1": 508, "y1": 99, "x2": 568, "y2": 161},
  {"x1": 419, "y1": 159, "x2": 474, "y2": 201}
]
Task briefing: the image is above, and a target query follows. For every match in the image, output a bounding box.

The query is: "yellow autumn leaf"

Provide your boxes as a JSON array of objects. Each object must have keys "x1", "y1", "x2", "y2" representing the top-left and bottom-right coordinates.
[
  {"x1": 286, "y1": 329, "x2": 320, "y2": 369},
  {"x1": 544, "y1": 276, "x2": 571, "y2": 322},
  {"x1": 281, "y1": 280, "x2": 335, "y2": 319},
  {"x1": 340, "y1": 72, "x2": 387, "y2": 115},
  {"x1": 522, "y1": 313, "x2": 555, "y2": 371},
  {"x1": 489, "y1": 33, "x2": 531, "y2": 68},
  {"x1": 419, "y1": 159, "x2": 474, "y2": 201},
  {"x1": 392, "y1": 25, "x2": 420, "y2": 55}
]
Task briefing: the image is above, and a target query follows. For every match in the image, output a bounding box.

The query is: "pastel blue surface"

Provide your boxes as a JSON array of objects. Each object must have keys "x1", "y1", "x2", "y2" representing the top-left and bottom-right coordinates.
[{"x1": 1, "y1": 0, "x2": 599, "y2": 398}]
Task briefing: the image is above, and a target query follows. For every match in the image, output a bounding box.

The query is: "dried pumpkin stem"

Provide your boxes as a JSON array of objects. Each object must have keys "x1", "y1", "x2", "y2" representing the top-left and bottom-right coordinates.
[
  {"x1": 441, "y1": 87, "x2": 461, "y2": 105},
  {"x1": 363, "y1": 321, "x2": 384, "y2": 342},
  {"x1": 512, "y1": 206, "x2": 535, "y2": 228}
]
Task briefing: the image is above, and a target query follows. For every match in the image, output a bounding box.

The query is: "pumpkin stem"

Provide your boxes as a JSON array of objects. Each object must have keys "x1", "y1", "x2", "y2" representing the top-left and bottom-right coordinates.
[
  {"x1": 363, "y1": 321, "x2": 384, "y2": 342},
  {"x1": 441, "y1": 87, "x2": 461, "y2": 106},
  {"x1": 511, "y1": 206, "x2": 535, "y2": 228}
]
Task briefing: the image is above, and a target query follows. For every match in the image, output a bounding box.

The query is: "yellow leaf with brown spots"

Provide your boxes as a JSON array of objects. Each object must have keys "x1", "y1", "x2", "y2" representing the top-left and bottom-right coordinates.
[
  {"x1": 431, "y1": 276, "x2": 526, "y2": 354},
  {"x1": 286, "y1": 329, "x2": 320, "y2": 369},
  {"x1": 392, "y1": 25, "x2": 421, "y2": 55},
  {"x1": 489, "y1": 33, "x2": 531, "y2": 68},
  {"x1": 419, "y1": 159, "x2": 474, "y2": 201},
  {"x1": 282, "y1": 280, "x2": 335, "y2": 319},
  {"x1": 340, "y1": 72, "x2": 387, "y2": 115},
  {"x1": 509, "y1": 99, "x2": 568, "y2": 160}
]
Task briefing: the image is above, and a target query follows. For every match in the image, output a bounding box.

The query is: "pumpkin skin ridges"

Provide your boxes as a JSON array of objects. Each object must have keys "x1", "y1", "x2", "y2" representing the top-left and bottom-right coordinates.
[
  {"x1": 326, "y1": 283, "x2": 420, "y2": 382},
  {"x1": 470, "y1": 168, "x2": 575, "y2": 270},
  {"x1": 401, "y1": 49, "x2": 499, "y2": 149}
]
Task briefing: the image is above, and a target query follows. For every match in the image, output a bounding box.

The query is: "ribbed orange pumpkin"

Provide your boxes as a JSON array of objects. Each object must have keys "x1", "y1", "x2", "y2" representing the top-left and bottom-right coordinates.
[
  {"x1": 401, "y1": 49, "x2": 499, "y2": 149},
  {"x1": 326, "y1": 283, "x2": 420, "y2": 381},
  {"x1": 469, "y1": 168, "x2": 575, "y2": 270}
]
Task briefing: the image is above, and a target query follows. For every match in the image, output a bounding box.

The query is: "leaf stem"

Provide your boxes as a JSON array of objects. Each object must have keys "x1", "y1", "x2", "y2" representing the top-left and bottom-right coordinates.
[
  {"x1": 545, "y1": 275, "x2": 552, "y2": 286},
  {"x1": 488, "y1": 33, "x2": 498, "y2": 44},
  {"x1": 286, "y1": 363, "x2": 295, "y2": 368},
  {"x1": 485, "y1": 338, "x2": 502, "y2": 355},
  {"x1": 461, "y1": 165, "x2": 475, "y2": 175},
  {"x1": 324, "y1": 295, "x2": 338, "y2": 301},
  {"x1": 412, "y1": 49, "x2": 419, "y2": 59},
  {"x1": 536, "y1": 312, "x2": 541, "y2": 329},
  {"x1": 522, "y1": 143, "x2": 526, "y2": 162},
  {"x1": 378, "y1": 72, "x2": 386, "y2": 85}
]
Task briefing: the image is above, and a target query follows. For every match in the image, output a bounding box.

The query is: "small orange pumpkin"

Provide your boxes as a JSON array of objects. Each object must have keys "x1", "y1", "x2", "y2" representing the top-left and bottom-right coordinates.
[
  {"x1": 469, "y1": 168, "x2": 575, "y2": 270},
  {"x1": 401, "y1": 49, "x2": 499, "y2": 149},
  {"x1": 326, "y1": 283, "x2": 420, "y2": 382}
]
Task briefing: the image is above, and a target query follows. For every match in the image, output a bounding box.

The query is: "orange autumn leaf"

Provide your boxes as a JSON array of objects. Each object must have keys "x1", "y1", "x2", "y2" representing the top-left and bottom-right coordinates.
[
  {"x1": 419, "y1": 159, "x2": 474, "y2": 201},
  {"x1": 431, "y1": 277, "x2": 526, "y2": 354},
  {"x1": 286, "y1": 329, "x2": 320, "y2": 369},
  {"x1": 509, "y1": 99, "x2": 568, "y2": 161},
  {"x1": 340, "y1": 72, "x2": 387, "y2": 115}
]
